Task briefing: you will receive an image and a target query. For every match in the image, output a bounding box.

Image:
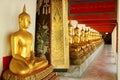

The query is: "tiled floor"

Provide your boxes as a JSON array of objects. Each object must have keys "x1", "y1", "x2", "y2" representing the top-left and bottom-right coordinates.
[{"x1": 58, "y1": 45, "x2": 117, "y2": 80}]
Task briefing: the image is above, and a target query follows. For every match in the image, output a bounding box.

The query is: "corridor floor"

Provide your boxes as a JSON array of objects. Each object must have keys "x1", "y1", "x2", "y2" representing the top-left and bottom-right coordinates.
[{"x1": 58, "y1": 45, "x2": 117, "y2": 80}]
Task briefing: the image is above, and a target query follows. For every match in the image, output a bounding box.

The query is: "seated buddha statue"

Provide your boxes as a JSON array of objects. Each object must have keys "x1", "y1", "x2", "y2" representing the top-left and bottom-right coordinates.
[
  {"x1": 68, "y1": 20, "x2": 73, "y2": 44},
  {"x1": 73, "y1": 26, "x2": 80, "y2": 45},
  {"x1": 85, "y1": 29, "x2": 89, "y2": 42},
  {"x1": 70, "y1": 26, "x2": 85, "y2": 65},
  {"x1": 9, "y1": 5, "x2": 48, "y2": 75},
  {"x1": 80, "y1": 28, "x2": 84, "y2": 42},
  {"x1": 80, "y1": 28, "x2": 86, "y2": 46},
  {"x1": 70, "y1": 26, "x2": 82, "y2": 52}
]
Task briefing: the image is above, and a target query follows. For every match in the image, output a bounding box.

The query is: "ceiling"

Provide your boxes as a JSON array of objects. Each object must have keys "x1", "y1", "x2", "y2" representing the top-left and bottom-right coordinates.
[{"x1": 68, "y1": 0, "x2": 117, "y2": 33}]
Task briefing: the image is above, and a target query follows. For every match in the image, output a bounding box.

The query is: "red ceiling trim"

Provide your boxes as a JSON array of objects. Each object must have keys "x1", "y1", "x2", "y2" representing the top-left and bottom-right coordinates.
[
  {"x1": 68, "y1": 0, "x2": 116, "y2": 2},
  {"x1": 73, "y1": 14, "x2": 116, "y2": 20},
  {"x1": 90, "y1": 27, "x2": 114, "y2": 33},
  {"x1": 68, "y1": 0, "x2": 87, "y2": 2},
  {"x1": 86, "y1": 24, "x2": 116, "y2": 27},
  {"x1": 77, "y1": 20, "x2": 116, "y2": 24},
  {"x1": 88, "y1": 24, "x2": 115, "y2": 33},
  {"x1": 70, "y1": 1, "x2": 115, "y2": 13}
]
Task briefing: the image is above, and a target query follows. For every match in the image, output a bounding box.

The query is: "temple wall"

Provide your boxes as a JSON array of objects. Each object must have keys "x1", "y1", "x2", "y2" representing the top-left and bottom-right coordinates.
[
  {"x1": 0, "y1": 0, "x2": 37, "y2": 75},
  {"x1": 58, "y1": 43, "x2": 104, "y2": 77}
]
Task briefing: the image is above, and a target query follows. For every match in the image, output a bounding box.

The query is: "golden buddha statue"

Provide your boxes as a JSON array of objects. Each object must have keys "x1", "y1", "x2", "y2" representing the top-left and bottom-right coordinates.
[
  {"x1": 80, "y1": 28, "x2": 85, "y2": 43},
  {"x1": 68, "y1": 20, "x2": 73, "y2": 44},
  {"x1": 85, "y1": 29, "x2": 90, "y2": 42},
  {"x1": 9, "y1": 5, "x2": 48, "y2": 75},
  {"x1": 73, "y1": 26, "x2": 80, "y2": 44},
  {"x1": 87, "y1": 29, "x2": 91, "y2": 41}
]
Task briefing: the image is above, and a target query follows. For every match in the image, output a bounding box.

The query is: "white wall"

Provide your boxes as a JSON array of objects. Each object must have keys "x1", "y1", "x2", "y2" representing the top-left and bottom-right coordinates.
[
  {"x1": 118, "y1": 0, "x2": 120, "y2": 79},
  {"x1": 0, "y1": 0, "x2": 37, "y2": 75},
  {"x1": 112, "y1": 27, "x2": 116, "y2": 53}
]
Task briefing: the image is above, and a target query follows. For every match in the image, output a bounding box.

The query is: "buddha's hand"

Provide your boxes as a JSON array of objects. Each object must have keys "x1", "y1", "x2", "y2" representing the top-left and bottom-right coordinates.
[
  {"x1": 35, "y1": 57, "x2": 45, "y2": 62},
  {"x1": 27, "y1": 59, "x2": 35, "y2": 69},
  {"x1": 30, "y1": 51, "x2": 35, "y2": 59}
]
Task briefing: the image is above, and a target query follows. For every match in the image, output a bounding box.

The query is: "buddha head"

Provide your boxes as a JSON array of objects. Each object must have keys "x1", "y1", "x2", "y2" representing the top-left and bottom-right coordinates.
[
  {"x1": 74, "y1": 26, "x2": 79, "y2": 35},
  {"x1": 19, "y1": 5, "x2": 31, "y2": 30},
  {"x1": 68, "y1": 20, "x2": 73, "y2": 34},
  {"x1": 81, "y1": 28, "x2": 85, "y2": 36}
]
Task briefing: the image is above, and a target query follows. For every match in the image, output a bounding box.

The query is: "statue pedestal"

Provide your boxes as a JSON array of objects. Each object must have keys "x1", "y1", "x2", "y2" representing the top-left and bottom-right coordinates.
[{"x1": 3, "y1": 65, "x2": 57, "y2": 80}]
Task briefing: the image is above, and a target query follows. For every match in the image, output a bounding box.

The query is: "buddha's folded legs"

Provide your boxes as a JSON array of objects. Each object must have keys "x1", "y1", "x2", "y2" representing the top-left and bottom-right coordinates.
[
  {"x1": 9, "y1": 58, "x2": 30, "y2": 75},
  {"x1": 32, "y1": 58, "x2": 48, "y2": 71}
]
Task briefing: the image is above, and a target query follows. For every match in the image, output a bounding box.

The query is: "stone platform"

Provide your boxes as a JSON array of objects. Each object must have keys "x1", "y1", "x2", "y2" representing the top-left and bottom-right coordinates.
[
  {"x1": 58, "y1": 44, "x2": 104, "y2": 78},
  {"x1": 3, "y1": 65, "x2": 57, "y2": 80},
  {"x1": 42, "y1": 72, "x2": 58, "y2": 80}
]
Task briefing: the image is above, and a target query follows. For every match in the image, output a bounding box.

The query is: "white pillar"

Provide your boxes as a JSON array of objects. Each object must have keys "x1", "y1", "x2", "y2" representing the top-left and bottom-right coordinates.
[
  {"x1": 112, "y1": 27, "x2": 116, "y2": 53},
  {"x1": 117, "y1": 0, "x2": 120, "y2": 79}
]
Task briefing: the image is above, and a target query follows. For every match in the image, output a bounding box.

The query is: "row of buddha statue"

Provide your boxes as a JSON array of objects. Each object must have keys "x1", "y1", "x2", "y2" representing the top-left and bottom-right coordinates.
[{"x1": 68, "y1": 20, "x2": 104, "y2": 65}]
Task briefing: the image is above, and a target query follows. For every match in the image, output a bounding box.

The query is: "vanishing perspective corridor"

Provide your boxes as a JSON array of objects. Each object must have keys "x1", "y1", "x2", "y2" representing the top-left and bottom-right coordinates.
[{"x1": 59, "y1": 45, "x2": 117, "y2": 80}]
